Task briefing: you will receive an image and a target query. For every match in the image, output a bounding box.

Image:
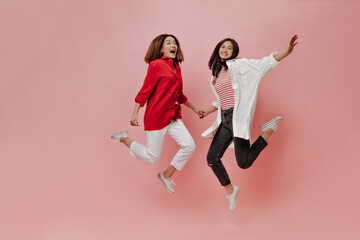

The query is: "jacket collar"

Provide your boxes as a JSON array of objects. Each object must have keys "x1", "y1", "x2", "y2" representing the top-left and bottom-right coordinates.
[
  {"x1": 161, "y1": 56, "x2": 171, "y2": 60},
  {"x1": 160, "y1": 56, "x2": 179, "y2": 67}
]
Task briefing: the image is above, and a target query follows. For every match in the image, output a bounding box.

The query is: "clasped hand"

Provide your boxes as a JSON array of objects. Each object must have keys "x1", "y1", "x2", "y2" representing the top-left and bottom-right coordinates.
[{"x1": 194, "y1": 107, "x2": 206, "y2": 119}]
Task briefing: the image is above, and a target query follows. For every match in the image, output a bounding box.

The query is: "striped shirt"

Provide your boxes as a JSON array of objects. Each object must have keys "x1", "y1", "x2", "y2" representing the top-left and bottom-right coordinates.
[{"x1": 214, "y1": 69, "x2": 235, "y2": 110}]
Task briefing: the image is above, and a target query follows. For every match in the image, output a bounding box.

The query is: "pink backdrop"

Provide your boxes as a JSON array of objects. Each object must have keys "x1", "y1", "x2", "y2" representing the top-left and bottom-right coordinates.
[{"x1": 1, "y1": 0, "x2": 360, "y2": 239}]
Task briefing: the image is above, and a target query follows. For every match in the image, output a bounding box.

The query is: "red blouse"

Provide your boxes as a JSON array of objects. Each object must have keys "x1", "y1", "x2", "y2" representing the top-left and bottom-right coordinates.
[{"x1": 135, "y1": 56, "x2": 188, "y2": 131}]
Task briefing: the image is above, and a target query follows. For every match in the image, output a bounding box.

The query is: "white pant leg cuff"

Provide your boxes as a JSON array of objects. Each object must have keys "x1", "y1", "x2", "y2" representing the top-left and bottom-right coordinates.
[
  {"x1": 129, "y1": 141, "x2": 137, "y2": 158},
  {"x1": 171, "y1": 163, "x2": 184, "y2": 171}
]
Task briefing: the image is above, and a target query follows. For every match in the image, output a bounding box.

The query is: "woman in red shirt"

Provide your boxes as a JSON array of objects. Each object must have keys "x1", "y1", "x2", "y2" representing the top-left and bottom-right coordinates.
[{"x1": 111, "y1": 34, "x2": 202, "y2": 194}]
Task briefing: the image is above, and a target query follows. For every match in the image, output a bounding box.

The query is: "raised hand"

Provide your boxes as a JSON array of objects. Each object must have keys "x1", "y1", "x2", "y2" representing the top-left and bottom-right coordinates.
[
  {"x1": 274, "y1": 35, "x2": 299, "y2": 61},
  {"x1": 287, "y1": 35, "x2": 298, "y2": 55}
]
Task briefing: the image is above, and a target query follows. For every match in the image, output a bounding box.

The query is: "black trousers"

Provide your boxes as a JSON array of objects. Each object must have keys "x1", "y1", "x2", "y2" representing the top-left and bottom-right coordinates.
[{"x1": 206, "y1": 108, "x2": 268, "y2": 186}]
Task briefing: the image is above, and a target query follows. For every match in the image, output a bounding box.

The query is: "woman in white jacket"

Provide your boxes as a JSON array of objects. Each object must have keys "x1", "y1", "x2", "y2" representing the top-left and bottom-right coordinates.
[{"x1": 201, "y1": 35, "x2": 298, "y2": 211}]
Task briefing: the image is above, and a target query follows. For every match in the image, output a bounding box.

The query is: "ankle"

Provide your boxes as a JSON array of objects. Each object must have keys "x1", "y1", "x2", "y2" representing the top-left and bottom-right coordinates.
[
  {"x1": 261, "y1": 129, "x2": 273, "y2": 141},
  {"x1": 163, "y1": 172, "x2": 172, "y2": 179},
  {"x1": 262, "y1": 129, "x2": 273, "y2": 134},
  {"x1": 163, "y1": 166, "x2": 176, "y2": 179},
  {"x1": 225, "y1": 184, "x2": 234, "y2": 195}
]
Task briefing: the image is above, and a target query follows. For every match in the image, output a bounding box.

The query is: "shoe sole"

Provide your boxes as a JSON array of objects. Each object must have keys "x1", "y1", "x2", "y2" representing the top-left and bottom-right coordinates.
[
  {"x1": 260, "y1": 116, "x2": 283, "y2": 130},
  {"x1": 230, "y1": 187, "x2": 239, "y2": 212},
  {"x1": 157, "y1": 173, "x2": 175, "y2": 194}
]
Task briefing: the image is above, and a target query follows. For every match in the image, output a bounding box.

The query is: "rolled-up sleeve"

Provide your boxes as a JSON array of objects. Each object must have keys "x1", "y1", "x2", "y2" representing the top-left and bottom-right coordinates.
[
  {"x1": 177, "y1": 92, "x2": 188, "y2": 104},
  {"x1": 212, "y1": 101, "x2": 219, "y2": 109},
  {"x1": 135, "y1": 62, "x2": 159, "y2": 107}
]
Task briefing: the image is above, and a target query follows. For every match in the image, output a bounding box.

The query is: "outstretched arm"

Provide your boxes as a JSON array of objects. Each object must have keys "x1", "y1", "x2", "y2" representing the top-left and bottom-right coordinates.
[
  {"x1": 183, "y1": 100, "x2": 203, "y2": 118},
  {"x1": 200, "y1": 105, "x2": 217, "y2": 119},
  {"x1": 274, "y1": 35, "x2": 298, "y2": 61}
]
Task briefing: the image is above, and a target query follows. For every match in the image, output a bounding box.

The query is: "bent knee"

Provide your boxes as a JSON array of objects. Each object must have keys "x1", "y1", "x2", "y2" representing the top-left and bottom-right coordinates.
[
  {"x1": 207, "y1": 148, "x2": 218, "y2": 163},
  {"x1": 146, "y1": 154, "x2": 160, "y2": 164},
  {"x1": 238, "y1": 162, "x2": 252, "y2": 169},
  {"x1": 207, "y1": 154, "x2": 217, "y2": 166},
  {"x1": 182, "y1": 141, "x2": 196, "y2": 153},
  {"x1": 189, "y1": 142, "x2": 196, "y2": 153}
]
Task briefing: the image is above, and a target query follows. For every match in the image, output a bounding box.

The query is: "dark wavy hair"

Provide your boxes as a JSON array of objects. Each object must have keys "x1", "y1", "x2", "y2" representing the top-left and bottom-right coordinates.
[
  {"x1": 208, "y1": 38, "x2": 239, "y2": 77},
  {"x1": 144, "y1": 34, "x2": 184, "y2": 64}
]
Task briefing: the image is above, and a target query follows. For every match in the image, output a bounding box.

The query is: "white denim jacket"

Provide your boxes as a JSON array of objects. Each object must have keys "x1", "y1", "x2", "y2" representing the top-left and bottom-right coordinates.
[{"x1": 201, "y1": 52, "x2": 280, "y2": 145}]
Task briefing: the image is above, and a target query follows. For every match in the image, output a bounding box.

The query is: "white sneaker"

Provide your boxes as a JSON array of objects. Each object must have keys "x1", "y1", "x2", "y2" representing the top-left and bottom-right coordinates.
[
  {"x1": 226, "y1": 186, "x2": 239, "y2": 212},
  {"x1": 110, "y1": 131, "x2": 128, "y2": 142},
  {"x1": 260, "y1": 116, "x2": 283, "y2": 132},
  {"x1": 157, "y1": 172, "x2": 175, "y2": 194}
]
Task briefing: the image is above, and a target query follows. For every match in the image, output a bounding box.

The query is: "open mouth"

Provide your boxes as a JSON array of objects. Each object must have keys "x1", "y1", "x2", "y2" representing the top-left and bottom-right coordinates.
[{"x1": 170, "y1": 50, "x2": 176, "y2": 54}]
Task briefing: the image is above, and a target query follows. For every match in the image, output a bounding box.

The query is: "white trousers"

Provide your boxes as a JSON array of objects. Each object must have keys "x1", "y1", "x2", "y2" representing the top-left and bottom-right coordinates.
[{"x1": 129, "y1": 120, "x2": 195, "y2": 170}]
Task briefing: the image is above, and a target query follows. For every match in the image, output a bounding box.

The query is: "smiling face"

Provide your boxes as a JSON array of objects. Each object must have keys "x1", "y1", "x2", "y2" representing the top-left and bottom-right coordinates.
[
  {"x1": 219, "y1": 41, "x2": 234, "y2": 61},
  {"x1": 161, "y1": 36, "x2": 177, "y2": 58}
]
